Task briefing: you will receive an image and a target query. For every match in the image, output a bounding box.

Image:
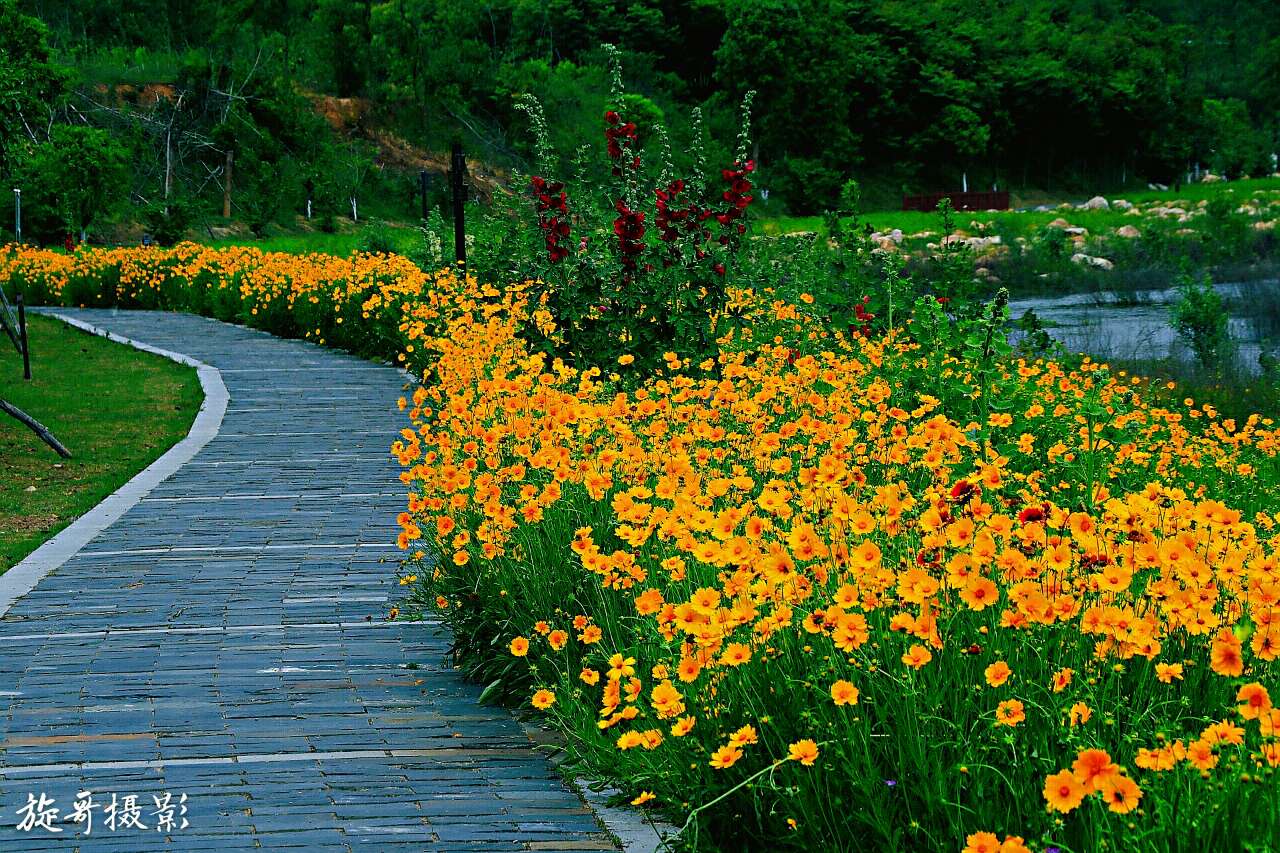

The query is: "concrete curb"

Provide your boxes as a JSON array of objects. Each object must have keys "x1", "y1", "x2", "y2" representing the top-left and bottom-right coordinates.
[{"x1": 0, "y1": 311, "x2": 228, "y2": 617}]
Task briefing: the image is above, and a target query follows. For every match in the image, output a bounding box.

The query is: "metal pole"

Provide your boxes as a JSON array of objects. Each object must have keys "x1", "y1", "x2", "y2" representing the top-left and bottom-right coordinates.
[
  {"x1": 17, "y1": 293, "x2": 30, "y2": 380},
  {"x1": 450, "y1": 143, "x2": 467, "y2": 269},
  {"x1": 13, "y1": 188, "x2": 20, "y2": 244}
]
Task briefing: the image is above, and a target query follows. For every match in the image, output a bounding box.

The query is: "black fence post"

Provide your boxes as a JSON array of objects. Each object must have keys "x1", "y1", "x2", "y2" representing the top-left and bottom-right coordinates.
[
  {"x1": 419, "y1": 170, "x2": 430, "y2": 221},
  {"x1": 450, "y1": 142, "x2": 467, "y2": 270},
  {"x1": 17, "y1": 293, "x2": 30, "y2": 380}
]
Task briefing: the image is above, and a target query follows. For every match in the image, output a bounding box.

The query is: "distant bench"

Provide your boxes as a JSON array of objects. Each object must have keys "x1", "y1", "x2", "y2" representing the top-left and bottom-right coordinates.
[{"x1": 902, "y1": 190, "x2": 1010, "y2": 212}]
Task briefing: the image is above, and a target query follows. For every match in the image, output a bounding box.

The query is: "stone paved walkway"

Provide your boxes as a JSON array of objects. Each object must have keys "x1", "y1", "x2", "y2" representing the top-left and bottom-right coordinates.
[{"x1": 0, "y1": 310, "x2": 617, "y2": 851}]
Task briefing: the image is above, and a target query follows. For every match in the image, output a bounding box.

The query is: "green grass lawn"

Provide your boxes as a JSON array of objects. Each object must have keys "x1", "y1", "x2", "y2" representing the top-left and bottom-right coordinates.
[
  {"x1": 0, "y1": 313, "x2": 203, "y2": 573},
  {"x1": 756, "y1": 176, "x2": 1280, "y2": 236}
]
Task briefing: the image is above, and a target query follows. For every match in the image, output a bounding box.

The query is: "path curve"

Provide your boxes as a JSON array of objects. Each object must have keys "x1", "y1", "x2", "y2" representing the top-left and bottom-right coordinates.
[{"x1": 0, "y1": 310, "x2": 618, "y2": 852}]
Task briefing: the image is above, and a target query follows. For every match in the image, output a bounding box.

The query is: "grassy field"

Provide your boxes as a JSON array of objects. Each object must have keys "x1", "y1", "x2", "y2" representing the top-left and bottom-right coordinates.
[
  {"x1": 204, "y1": 227, "x2": 420, "y2": 256},
  {"x1": 756, "y1": 175, "x2": 1280, "y2": 236},
  {"x1": 0, "y1": 314, "x2": 202, "y2": 573}
]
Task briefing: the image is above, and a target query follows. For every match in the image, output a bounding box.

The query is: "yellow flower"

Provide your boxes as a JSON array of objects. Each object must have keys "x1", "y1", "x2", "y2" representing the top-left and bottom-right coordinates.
[
  {"x1": 531, "y1": 689, "x2": 555, "y2": 710},
  {"x1": 830, "y1": 680, "x2": 860, "y2": 706},
  {"x1": 984, "y1": 661, "x2": 1012, "y2": 687},
  {"x1": 995, "y1": 699, "x2": 1025, "y2": 727},
  {"x1": 787, "y1": 739, "x2": 819, "y2": 766},
  {"x1": 709, "y1": 744, "x2": 743, "y2": 769}
]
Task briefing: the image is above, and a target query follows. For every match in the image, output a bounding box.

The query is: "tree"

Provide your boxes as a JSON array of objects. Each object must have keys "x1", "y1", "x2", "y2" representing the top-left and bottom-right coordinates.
[
  {"x1": 0, "y1": 0, "x2": 69, "y2": 173},
  {"x1": 17, "y1": 125, "x2": 130, "y2": 242},
  {"x1": 1201, "y1": 98, "x2": 1271, "y2": 178}
]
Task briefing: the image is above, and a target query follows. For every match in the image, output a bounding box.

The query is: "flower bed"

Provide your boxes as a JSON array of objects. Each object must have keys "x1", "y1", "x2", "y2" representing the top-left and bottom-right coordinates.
[{"x1": 6, "y1": 243, "x2": 1279, "y2": 851}]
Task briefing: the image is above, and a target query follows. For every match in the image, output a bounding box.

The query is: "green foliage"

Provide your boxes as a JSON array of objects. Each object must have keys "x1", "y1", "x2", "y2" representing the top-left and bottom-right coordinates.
[
  {"x1": 1171, "y1": 271, "x2": 1233, "y2": 373},
  {"x1": 0, "y1": 0, "x2": 69, "y2": 173},
  {"x1": 143, "y1": 198, "x2": 196, "y2": 246},
  {"x1": 1199, "y1": 99, "x2": 1273, "y2": 179},
  {"x1": 15, "y1": 125, "x2": 129, "y2": 240}
]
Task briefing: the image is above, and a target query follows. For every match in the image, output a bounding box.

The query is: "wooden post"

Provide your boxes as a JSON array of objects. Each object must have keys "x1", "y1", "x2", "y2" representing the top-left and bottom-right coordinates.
[
  {"x1": 419, "y1": 169, "x2": 430, "y2": 221},
  {"x1": 223, "y1": 149, "x2": 234, "y2": 218},
  {"x1": 17, "y1": 293, "x2": 30, "y2": 380},
  {"x1": 0, "y1": 399, "x2": 71, "y2": 457},
  {"x1": 450, "y1": 142, "x2": 467, "y2": 269}
]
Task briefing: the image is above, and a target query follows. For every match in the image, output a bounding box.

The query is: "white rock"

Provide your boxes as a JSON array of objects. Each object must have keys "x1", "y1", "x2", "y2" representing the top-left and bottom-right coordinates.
[
  {"x1": 1112, "y1": 199, "x2": 1133, "y2": 210},
  {"x1": 1070, "y1": 253, "x2": 1114, "y2": 270},
  {"x1": 1080, "y1": 196, "x2": 1109, "y2": 210},
  {"x1": 1116, "y1": 225, "x2": 1141, "y2": 238}
]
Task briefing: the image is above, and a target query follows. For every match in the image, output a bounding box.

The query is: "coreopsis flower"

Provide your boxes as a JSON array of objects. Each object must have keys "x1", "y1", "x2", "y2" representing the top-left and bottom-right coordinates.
[
  {"x1": 995, "y1": 699, "x2": 1025, "y2": 726},
  {"x1": 709, "y1": 744, "x2": 743, "y2": 769},
  {"x1": 531, "y1": 689, "x2": 555, "y2": 710},
  {"x1": 984, "y1": 661, "x2": 1012, "y2": 687},
  {"x1": 1043, "y1": 770, "x2": 1087, "y2": 813},
  {"x1": 830, "y1": 680, "x2": 860, "y2": 706},
  {"x1": 1236, "y1": 682, "x2": 1271, "y2": 719},
  {"x1": 788, "y1": 739, "x2": 819, "y2": 766},
  {"x1": 1098, "y1": 774, "x2": 1143, "y2": 814},
  {"x1": 902, "y1": 644, "x2": 933, "y2": 670},
  {"x1": 1072, "y1": 749, "x2": 1119, "y2": 791}
]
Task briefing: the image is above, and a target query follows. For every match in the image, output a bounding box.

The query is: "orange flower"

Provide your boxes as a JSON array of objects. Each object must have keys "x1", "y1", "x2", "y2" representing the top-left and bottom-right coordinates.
[
  {"x1": 1236, "y1": 682, "x2": 1272, "y2": 719},
  {"x1": 729, "y1": 725, "x2": 759, "y2": 747},
  {"x1": 1155, "y1": 662, "x2": 1184, "y2": 683},
  {"x1": 579, "y1": 668, "x2": 600, "y2": 685},
  {"x1": 1097, "y1": 774, "x2": 1143, "y2": 814},
  {"x1": 902, "y1": 644, "x2": 933, "y2": 670},
  {"x1": 509, "y1": 636, "x2": 529, "y2": 657},
  {"x1": 999, "y1": 837, "x2": 1031, "y2": 853},
  {"x1": 548, "y1": 630, "x2": 568, "y2": 650},
  {"x1": 961, "y1": 832, "x2": 1001, "y2": 853},
  {"x1": 1210, "y1": 628, "x2": 1244, "y2": 677},
  {"x1": 1042, "y1": 770, "x2": 1087, "y2": 813},
  {"x1": 630, "y1": 791, "x2": 655, "y2": 806},
  {"x1": 995, "y1": 699, "x2": 1025, "y2": 726},
  {"x1": 830, "y1": 679, "x2": 860, "y2": 706},
  {"x1": 984, "y1": 661, "x2": 1012, "y2": 687},
  {"x1": 671, "y1": 716, "x2": 696, "y2": 737},
  {"x1": 1068, "y1": 702, "x2": 1092, "y2": 726},
  {"x1": 787, "y1": 739, "x2": 819, "y2": 766},
  {"x1": 1185, "y1": 738, "x2": 1218, "y2": 771},
  {"x1": 709, "y1": 744, "x2": 743, "y2": 769},
  {"x1": 531, "y1": 689, "x2": 555, "y2": 709},
  {"x1": 960, "y1": 576, "x2": 999, "y2": 611},
  {"x1": 1072, "y1": 748, "x2": 1119, "y2": 790},
  {"x1": 1051, "y1": 667, "x2": 1073, "y2": 692}
]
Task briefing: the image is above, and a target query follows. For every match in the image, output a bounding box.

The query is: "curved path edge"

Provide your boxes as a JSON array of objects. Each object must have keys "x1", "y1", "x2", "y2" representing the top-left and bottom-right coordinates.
[{"x1": 0, "y1": 310, "x2": 229, "y2": 617}]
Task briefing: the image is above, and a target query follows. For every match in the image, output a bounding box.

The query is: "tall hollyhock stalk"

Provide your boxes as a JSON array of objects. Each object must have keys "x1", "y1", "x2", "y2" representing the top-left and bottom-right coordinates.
[{"x1": 514, "y1": 44, "x2": 757, "y2": 378}]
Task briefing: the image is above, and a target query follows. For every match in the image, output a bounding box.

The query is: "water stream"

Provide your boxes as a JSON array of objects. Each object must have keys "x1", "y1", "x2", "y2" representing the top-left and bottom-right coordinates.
[{"x1": 1008, "y1": 279, "x2": 1280, "y2": 375}]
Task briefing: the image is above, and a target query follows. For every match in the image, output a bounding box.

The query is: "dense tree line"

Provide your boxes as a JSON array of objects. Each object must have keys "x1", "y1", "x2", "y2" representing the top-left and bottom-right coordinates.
[{"x1": 2, "y1": 0, "x2": 1277, "y2": 240}]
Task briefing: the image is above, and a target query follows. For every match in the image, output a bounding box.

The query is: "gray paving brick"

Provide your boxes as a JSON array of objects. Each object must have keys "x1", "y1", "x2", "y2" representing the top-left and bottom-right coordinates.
[{"x1": 1, "y1": 310, "x2": 617, "y2": 851}]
